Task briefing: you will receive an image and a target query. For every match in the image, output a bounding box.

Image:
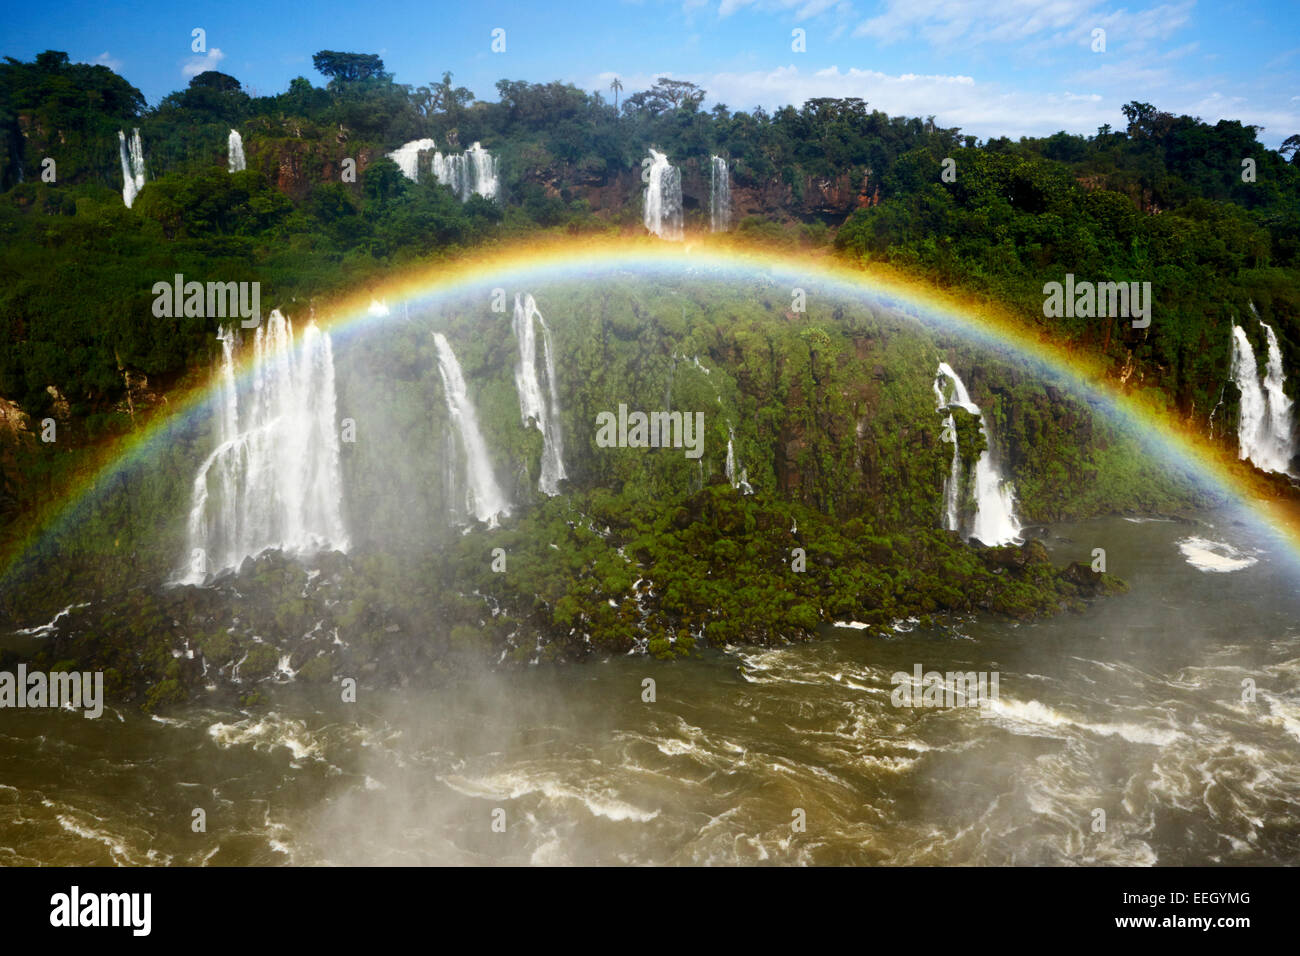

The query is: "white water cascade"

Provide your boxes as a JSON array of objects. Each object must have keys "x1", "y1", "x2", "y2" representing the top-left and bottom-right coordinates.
[
  {"x1": 725, "y1": 425, "x2": 753, "y2": 494},
  {"x1": 512, "y1": 294, "x2": 567, "y2": 496},
  {"x1": 643, "y1": 149, "x2": 683, "y2": 240},
  {"x1": 227, "y1": 129, "x2": 246, "y2": 172},
  {"x1": 710, "y1": 155, "x2": 731, "y2": 232},
  {"x1": 934, "y1": 362, "x2": 1022, "y2": 546},
  {"x1": 432, "y1": 142, "x2": 499, "y2": 201},
  {"x1": 387, "y1": 138, "x2": 438, "y2": 182},
  {"x1": 118, "y1": 128, "x2": 145, "y2": 208},
  {"x1": 180, "y1": 312, "x2": 349, "y2": 583},
  {"x1": 433, "y1": 333, "x2": 511, "y2": 526},
  {"x1": 1230, "y1": 319, "x2": 1295, "y2": 475}
]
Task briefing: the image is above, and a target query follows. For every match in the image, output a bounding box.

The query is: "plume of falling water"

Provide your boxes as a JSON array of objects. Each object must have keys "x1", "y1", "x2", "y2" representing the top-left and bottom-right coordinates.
[
  {"x1": 465, "y1": 142, "x2": 499, "y2": 200},
  {"x1": 1231, "y1": 319, "x2": 1295, "y2": 474},
  {"x1": 724, "y1": 424, "x2": 753, "y2": 494},
  {"x1": 180, "y1": 312, "x2": 349, "y2": 583},
  {"x1": 512, "y1": 294, "x2": 567, "y2": 496},
  {"x1": 710, "y1": 156, "x2": 731, "y2": 232},
  {"x1": 118, "y1": 129, "x2": 145, "y2": 208},
  {"x1": 934, "y1": 362, "x2": 1022, "y2": 546},
  {"x1": 227, "y1": 129, "x2": 246, "y2": 172},
  {"x1": 642, "y1": 149, "x2": 683, "y2": 240},
  {"x1": 387, "y1": 138, "x2": 438, "y2": 182},
  {"x1": 432, "y1": 143, "x2": 499, "y2": 201},
  {"x1": 433, "y1": 333, "x2": 511, "y2": 526}
]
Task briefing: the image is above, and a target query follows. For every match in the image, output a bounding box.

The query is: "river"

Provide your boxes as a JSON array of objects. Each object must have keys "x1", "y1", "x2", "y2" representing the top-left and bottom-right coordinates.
[{"x1": 2, "y1": 511, "x2": 1297, "y2": 865}]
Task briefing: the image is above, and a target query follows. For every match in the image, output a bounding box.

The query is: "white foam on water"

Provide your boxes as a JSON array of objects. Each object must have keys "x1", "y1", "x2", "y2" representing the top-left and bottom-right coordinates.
[
  {"x1": 207, "y1": 713, "x2": 322, "y2": 762},
  {"x1": 1177, "y1": 536, "x2": 1258, "y2": 573},
  {"x1": 441, "y1": 769, "x2": 659, "y2": 823}
]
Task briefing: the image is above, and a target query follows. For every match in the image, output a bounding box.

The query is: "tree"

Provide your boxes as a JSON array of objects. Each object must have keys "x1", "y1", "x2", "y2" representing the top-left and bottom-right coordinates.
[
  {"x1": 1281, "y1": 134, "x2": 1300, "y2": 164},
  {"x1": 623, "y1": 77, "x2": 705, "y2": 116},
  {"x1": 610, "y1": 77, "x2": 622, "y2": 114},
  {"x1": 430, "y1": 71, "x2": 474, "y2": 125},
  {"x1": 188, "y1": 70, "x2": 242, "y2": 93},
  {"x1": 311, "y1": 51, "x2": 388, "y2": 85}
]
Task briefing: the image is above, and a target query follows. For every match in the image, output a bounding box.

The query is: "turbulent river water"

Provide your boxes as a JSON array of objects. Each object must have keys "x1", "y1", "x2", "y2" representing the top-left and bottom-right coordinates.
[{"x1": 3, "y1": 511, "x2": 1298, "y2": 865}]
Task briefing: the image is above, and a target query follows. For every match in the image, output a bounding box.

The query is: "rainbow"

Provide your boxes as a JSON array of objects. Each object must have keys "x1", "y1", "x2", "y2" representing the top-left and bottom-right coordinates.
[{"x1": 5, "y1": 234, "x2": 1300, "y2": 590}]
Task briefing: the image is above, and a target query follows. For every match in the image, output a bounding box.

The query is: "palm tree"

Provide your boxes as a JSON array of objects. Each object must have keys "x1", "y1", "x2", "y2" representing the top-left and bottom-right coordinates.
[{"x1": 610, "y1": 77, "x2": 623, "y2": 116}]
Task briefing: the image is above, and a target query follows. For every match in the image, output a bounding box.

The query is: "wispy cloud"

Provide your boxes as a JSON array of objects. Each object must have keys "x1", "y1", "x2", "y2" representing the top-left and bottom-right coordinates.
[
  {"x1": 853, "y1": 0, "x2": 1195, "y2": 57},
  {"x1": 587, "y1": 62, "x2": 1300, "y2": 145},
  {"x1": 91, "y1": 51, "x2": 123, "y2": 72},
  {"x1": 716, "y1": 0, "x2": 852, "y2": 20},
  {"x1": 182, "y1": 48, "x2": 226, "y2": 78}
]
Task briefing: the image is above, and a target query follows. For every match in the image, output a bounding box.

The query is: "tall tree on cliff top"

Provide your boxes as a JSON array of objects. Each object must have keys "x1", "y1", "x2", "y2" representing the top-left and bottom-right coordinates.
[{"x1": 311, "y1": 51, "x2": 389, "y2": 87}]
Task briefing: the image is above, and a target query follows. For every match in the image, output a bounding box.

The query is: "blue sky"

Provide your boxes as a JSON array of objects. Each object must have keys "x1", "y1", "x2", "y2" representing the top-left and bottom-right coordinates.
[{"x1": 5, "y1": 0, "x2": 1299, "y2": 146}]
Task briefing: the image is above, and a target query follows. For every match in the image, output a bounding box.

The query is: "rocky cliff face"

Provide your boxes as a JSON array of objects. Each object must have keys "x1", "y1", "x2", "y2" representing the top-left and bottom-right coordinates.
[{"x1": 504, "y1": 152, "x2": 880, "y2": 228}]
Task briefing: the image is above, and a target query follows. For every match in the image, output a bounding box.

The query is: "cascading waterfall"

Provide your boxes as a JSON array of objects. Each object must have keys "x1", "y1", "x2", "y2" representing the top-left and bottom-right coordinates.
[
  {"x1": 433, "y1": 333, "x2": 511, "y2": 526},
  {"x1": 432, "y1": 142, "x2": 499, "y2": 201},
  {"x1": 387, "y1": 138, "x2": 438, "y2": 182},
  {"x1": 512, "y1": 294, "x2": 567, "y2": 496},
  {"x1": 1230, "y1": 319, "x2": 1295, "y2": 474},
  {"x1": 180, "y1": 312, "x2": 349, "y2": 583},
  {"x1": 227, "y1": 129, "x2": 246, "y2": 173},
  {"x1": 934, "y1": 362, "x2": 1022, "y2": 546},
  {"x1": 118, "y1": 128, "x2": 145, "y2": 208},
  {"x1": 724, "y1": 424, "x2": 753, "y2": 494},
  {"x1": 709, "y1": 155, "x2": 731, "y2": 232},
  {"x1": 1261, "y1": 322, "x2": 1295, "y2": 470},
  {"x1": 466, "y1": 142, "x2": 499, "y2": 200},
  {"x1": 642, "y1": 149, "x2": 683, "y2": 240}
]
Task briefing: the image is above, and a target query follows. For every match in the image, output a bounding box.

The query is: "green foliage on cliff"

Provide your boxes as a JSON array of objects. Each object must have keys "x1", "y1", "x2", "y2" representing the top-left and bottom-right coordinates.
[
  {"x1": 834, "y1": 128, "x2": 1300, "y2": 430},
  {"x1": 0, "y1": 48, "x2": 1289, "y2": 611}
]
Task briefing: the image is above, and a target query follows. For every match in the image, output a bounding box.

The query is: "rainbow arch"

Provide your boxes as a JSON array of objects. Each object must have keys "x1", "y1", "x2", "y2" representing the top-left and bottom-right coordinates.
[{"x1": 5, "y1": 234, "x2": 1300, "y2": 588}]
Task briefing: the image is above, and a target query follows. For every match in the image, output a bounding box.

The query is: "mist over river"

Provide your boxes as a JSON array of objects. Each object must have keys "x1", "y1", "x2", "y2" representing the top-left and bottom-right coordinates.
[{"x1": 3, "y1": 511, "x2": 1297, "y2": 866}]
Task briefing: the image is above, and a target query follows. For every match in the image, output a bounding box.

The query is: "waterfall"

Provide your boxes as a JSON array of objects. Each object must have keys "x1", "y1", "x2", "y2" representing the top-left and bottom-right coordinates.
[
  {"x1": 465, "y1": 142, "x2": 499, "y2": 201},
  {"x1": 387, "y1": 138, "x2": 438, "y2": 182},
  {"x1": 642, "y1": 149, "x2": 683, "y2": 240},
  {"x1": 724, "y1": 425, "x2": 753, "y2": 494},
  {"x1": 432, "y1": 142, "x2": 499, "y2": 201},
  {"x1": 1261, "y1": 323, "x2": 1295, "y2": 471},
  {"x1": 433, "y1": 333, "x2": 511, "y2": 526},
  {"x1": 934, "y1": 362, "x2": 1022, "y2": 546},
  {"x1": 1230, "y1": 320, "x2": 1295, "y2": 474},
  {"x1": 512, "y1": 294, "x2": 567, "y2": 496},
  {"x1": 710, "y1": 156, "x2": 731, "y2": 232},
  {"x1": 118, "y1": 129, "x2": 145, "y2": 208},
  {"x1": 227, "y1": 129, "x2": 246, "y2": 172},
  {"x1": 180, "y1": 312, "x2": 349, "y2": 583}
]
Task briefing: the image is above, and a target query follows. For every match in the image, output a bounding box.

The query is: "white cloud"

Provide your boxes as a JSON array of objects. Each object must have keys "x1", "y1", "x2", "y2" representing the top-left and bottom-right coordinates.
[
  {"x1": 595, "y1": 65, "x2": 1103, "y2": 137},
  {"x1": 91, "y1": 51, "x2": 123, "y2": 71},
  {"x1": 584, "y1": 63, "x2": 1299, "y2": 146},
  {"x1": 182, "y1": 47, "x2": 226, "y2": 78},
  {"x1": 716, "y1": 0, "x2": 849, "y2": 19},
  {"x1": 852, "y1": 0, "x2": 1195, "y2": 57}
]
